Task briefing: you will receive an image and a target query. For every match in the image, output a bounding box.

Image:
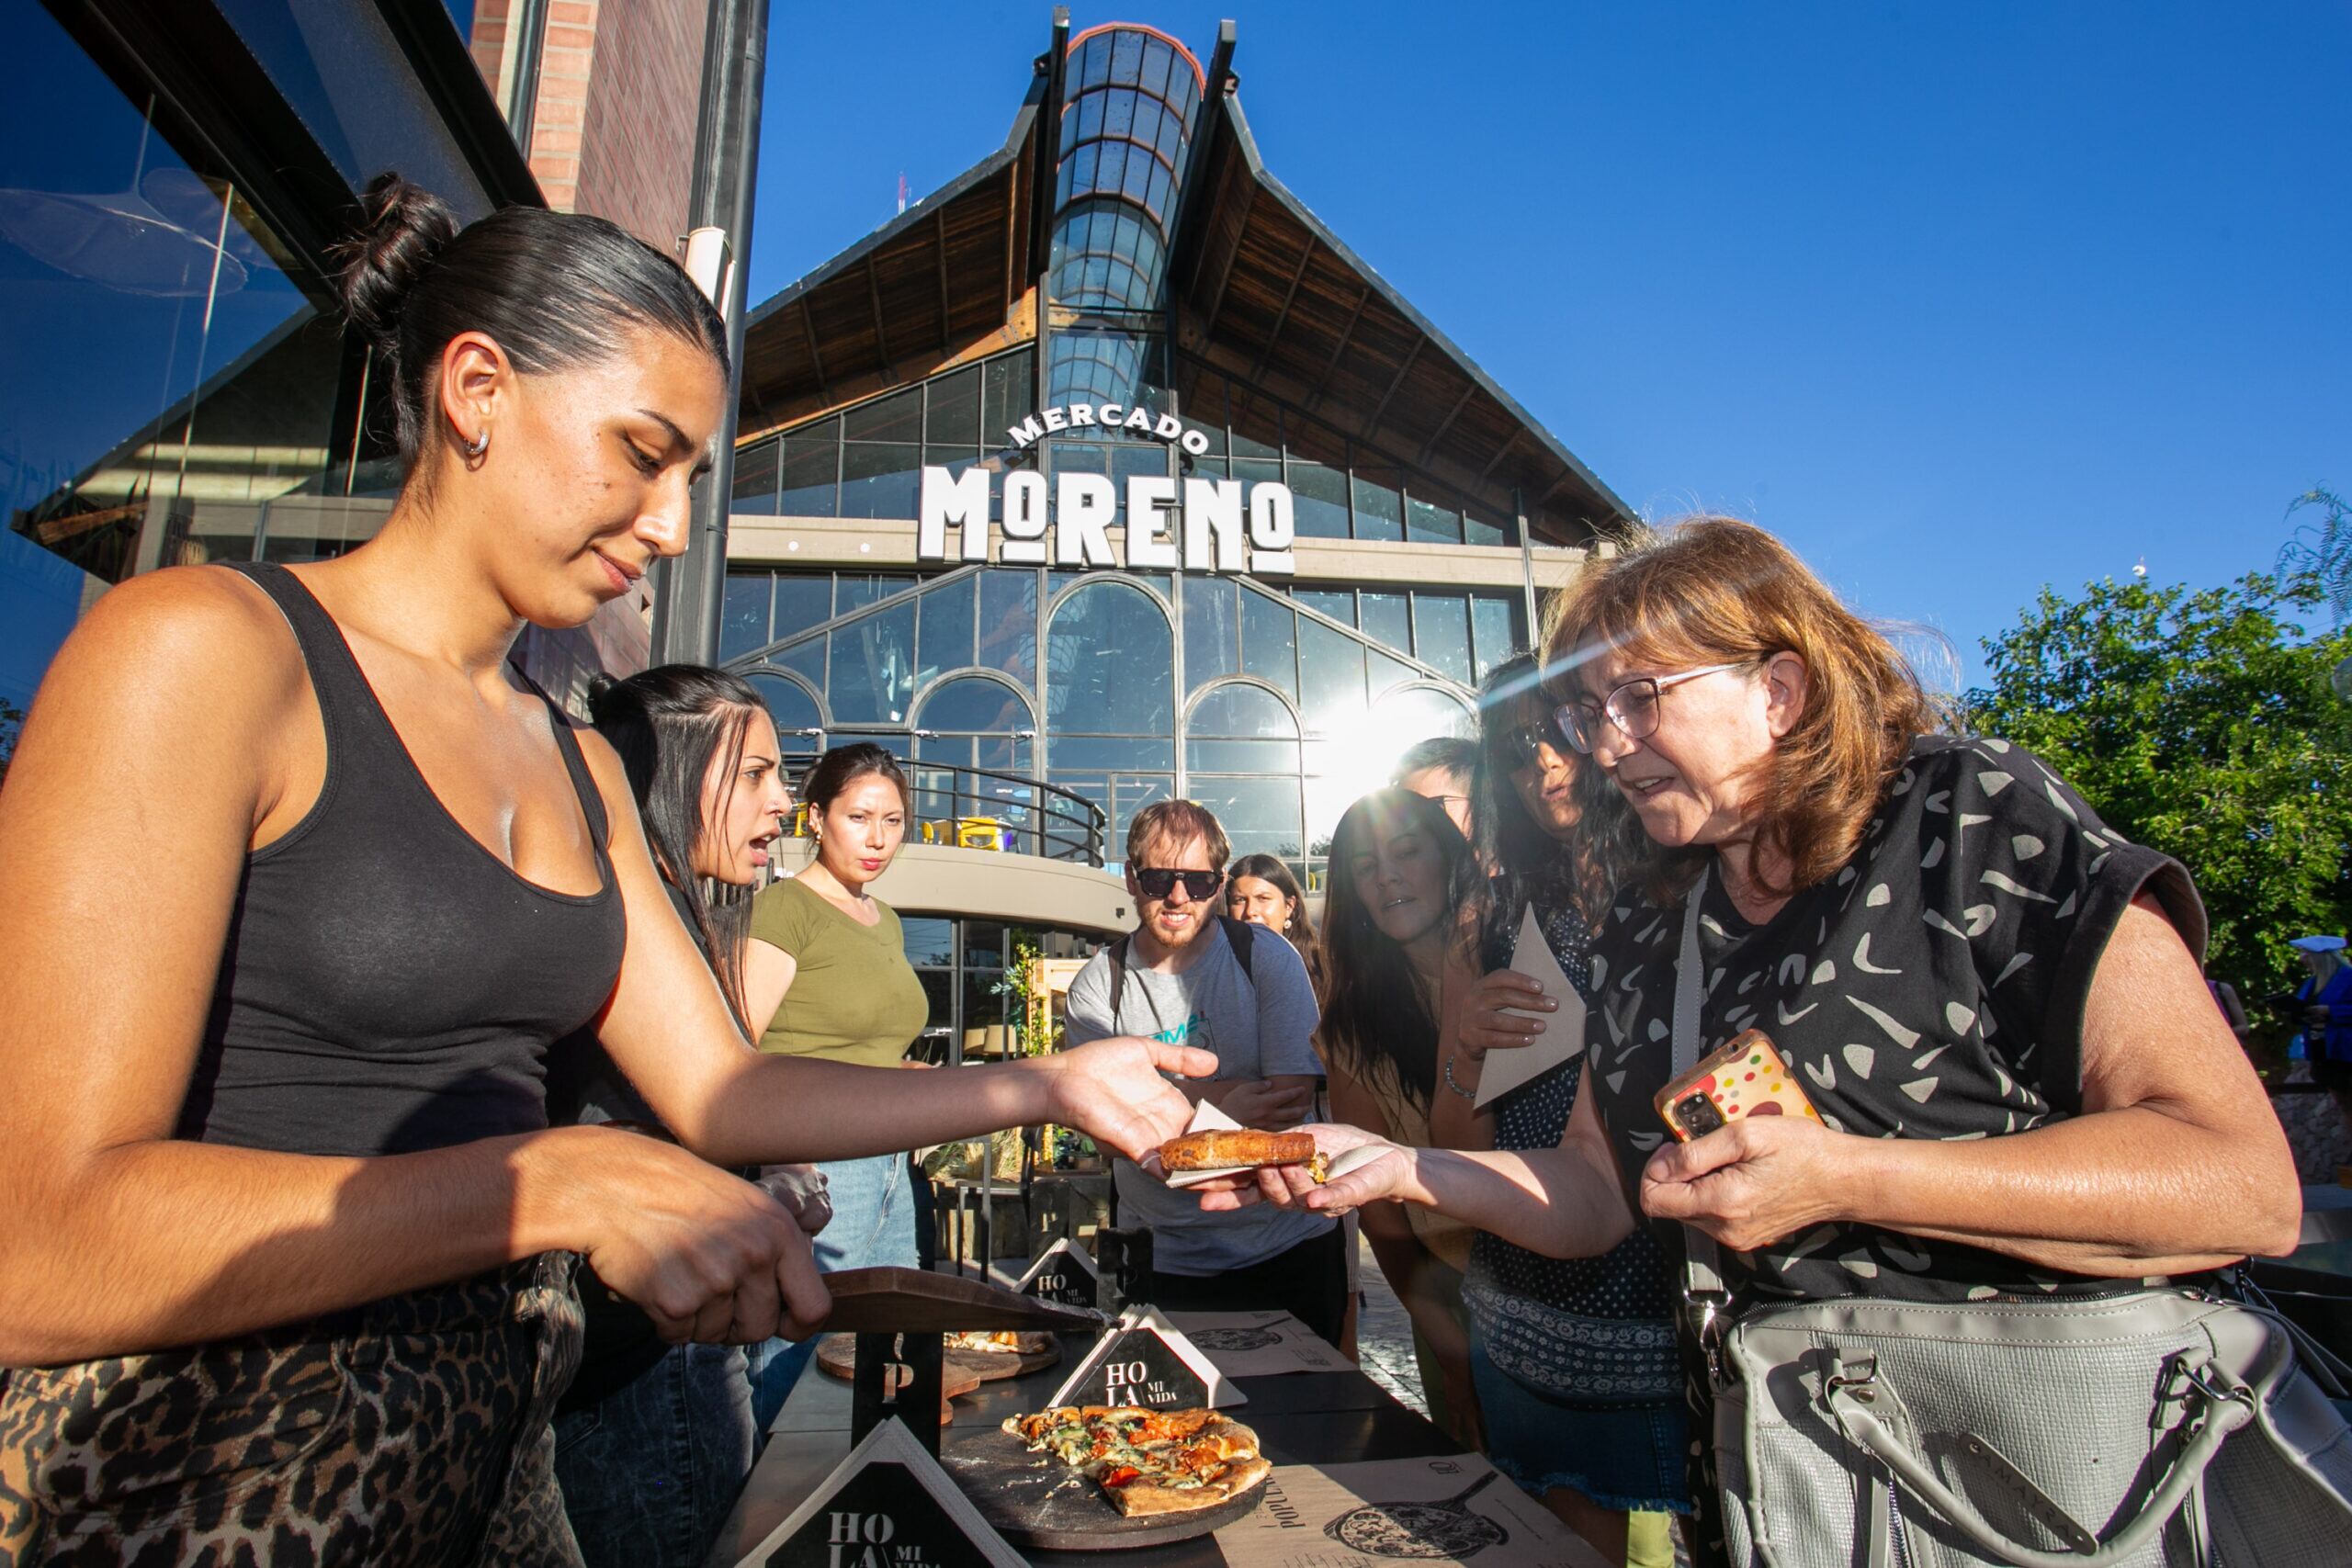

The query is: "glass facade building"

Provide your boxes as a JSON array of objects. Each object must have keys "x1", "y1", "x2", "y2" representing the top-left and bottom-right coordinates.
[{"x1": 724, "y1": 17, "x2": 1633, "y2": 877}]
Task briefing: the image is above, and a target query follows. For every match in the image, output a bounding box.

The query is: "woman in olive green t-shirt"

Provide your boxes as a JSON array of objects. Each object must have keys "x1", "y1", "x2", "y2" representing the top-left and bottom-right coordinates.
[{"x1": 739, "y1": 743, "x2": 928, "y2": 1426}]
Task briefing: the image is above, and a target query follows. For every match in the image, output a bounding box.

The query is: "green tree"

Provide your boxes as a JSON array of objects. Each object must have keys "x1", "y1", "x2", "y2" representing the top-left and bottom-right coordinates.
[{"x1": 1965, "y1": 570, "x2": 2352, "y2": 1002}]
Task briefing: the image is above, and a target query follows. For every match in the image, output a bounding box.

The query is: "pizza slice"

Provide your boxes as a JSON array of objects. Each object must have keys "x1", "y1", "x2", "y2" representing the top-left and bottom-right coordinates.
[
  {"x1": 943, "y1": 1329, "x2": 1053, "y2": 1356},
  {"x1": 1158, "y1": 1129, "x2": 1329, "y2": 1181},
  {"x1": 1001, "y1": 1404, "x2": 1270, "y2": 1517}
]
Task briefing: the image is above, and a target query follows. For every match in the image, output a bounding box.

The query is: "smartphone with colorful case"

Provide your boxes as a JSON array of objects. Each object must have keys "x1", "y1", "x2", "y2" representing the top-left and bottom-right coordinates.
[{"x1": 1655, "y1": 1029, "x2": 1821, "y2": 1142}]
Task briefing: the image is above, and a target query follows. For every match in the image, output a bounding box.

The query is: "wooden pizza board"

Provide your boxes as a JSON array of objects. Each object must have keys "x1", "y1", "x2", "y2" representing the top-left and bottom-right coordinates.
[
  {"x1": 936, "y1": 1424, "x2": 1266, "y2": 1551},
  {"x1": 814, "y1": 1332, "x2": 1057, "y2": 1386},
  {"x1": 820, "y1": 1266, "x2": 1109, "y2": 1336}
]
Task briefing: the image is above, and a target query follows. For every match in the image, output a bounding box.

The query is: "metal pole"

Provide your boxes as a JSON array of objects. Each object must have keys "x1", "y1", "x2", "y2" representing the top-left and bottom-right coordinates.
[
  {"x1": 1515, "y1": 485, "x2": 1538, "y2": 652},
  {"x1": 651, "y1": 0, "x2": 772, "y2": 666}
]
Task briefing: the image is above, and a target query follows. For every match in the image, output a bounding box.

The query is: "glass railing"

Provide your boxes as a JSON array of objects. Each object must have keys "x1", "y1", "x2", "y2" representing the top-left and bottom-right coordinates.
[{"x1": 780, "y1": 754, "x2": 1108, "y2": 867}]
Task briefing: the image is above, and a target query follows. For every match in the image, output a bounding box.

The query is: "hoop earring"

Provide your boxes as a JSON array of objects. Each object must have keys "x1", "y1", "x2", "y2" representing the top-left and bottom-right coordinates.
[{"x1": 462, "y1": 428, "x2": 490, "y2": 466}]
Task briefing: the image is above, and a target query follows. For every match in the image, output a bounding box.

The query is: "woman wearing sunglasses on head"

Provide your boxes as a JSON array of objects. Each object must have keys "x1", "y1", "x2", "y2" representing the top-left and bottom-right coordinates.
[
  {"x1": 1214, "y1": 518, "x2": 2311, "y2": 1565},
  {"x1": 0, "y1": 176, "x2": 1208, "y2": 1565},
  {"x1": 1418, "y1": 655, "x2": 1685, "y2": 1566}
]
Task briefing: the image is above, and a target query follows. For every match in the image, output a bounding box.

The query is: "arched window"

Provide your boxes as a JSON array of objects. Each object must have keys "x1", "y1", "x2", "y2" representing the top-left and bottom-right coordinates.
[
  {"x1": 1373, "y1": 683, "x2": 1473, "y2": 742},
  {"x1": 916, "y1": 676, "x2": 1035, "y2": 773},
  {"x1": 1046, "y1": 578, "x2": 1174, "y2": 857},
  {"x1": 746, "y1": 671, "x2": 822, "y2": 748},
  {"x1": 1185, "y1": 682, "x2": 1304, "y2": 862}
]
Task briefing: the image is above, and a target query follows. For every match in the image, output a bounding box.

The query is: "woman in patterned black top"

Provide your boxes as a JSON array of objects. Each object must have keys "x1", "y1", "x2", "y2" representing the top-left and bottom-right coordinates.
[{"x1": 1230, "y1": 519, "x2": 2299, "y2": 1559}]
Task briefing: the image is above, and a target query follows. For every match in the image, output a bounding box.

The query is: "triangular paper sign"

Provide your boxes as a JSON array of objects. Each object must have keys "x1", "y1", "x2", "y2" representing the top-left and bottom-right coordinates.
[
  {"x1": 1046, "y1": 1305, "x2": 1244, "y2": 1410},
  {"x1": 1476, "y1": 902, "x2": 1589, "y2": 1107},
  {"x1": 1012, "y1": 1236, "x2": 1100, "y2": 1308},
  {"x1": 734, "y1": 1417, "x2": 1026, "y2": 1568}
]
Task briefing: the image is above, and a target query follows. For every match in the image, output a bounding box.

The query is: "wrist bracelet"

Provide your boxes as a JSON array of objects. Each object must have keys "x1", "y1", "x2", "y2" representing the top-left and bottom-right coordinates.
[{"x1": 1442, "y1": 1054, "x2": 1477, "y2": 1100}]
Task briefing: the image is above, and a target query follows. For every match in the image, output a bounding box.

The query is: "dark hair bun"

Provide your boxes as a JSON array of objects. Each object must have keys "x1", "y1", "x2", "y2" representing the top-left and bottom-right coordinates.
[
  {"x1": 583, "y1": 671, "x2": 632, "y2": 727},
  {"x1": 335, "y1": 173, "x2": 458, "y2": 357}
]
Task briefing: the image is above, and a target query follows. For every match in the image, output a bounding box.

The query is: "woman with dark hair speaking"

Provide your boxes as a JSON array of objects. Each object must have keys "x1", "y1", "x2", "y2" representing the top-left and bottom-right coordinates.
[
  {"x1": 0, "y1": 176, "x2": 1206, "y2": 1563},
  {"x1": 544, "y1": 665, "x2": 822, "y2": 1567},
  {"x1": 1223, "y1": 518, "x2": 2317, "y2": 1564}
]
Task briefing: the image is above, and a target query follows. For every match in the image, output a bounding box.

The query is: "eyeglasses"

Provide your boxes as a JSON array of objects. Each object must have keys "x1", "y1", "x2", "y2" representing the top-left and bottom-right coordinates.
[
  {"x1": 1555, "y1": 662, "x2": 1749, "y2": 754},
  {"x1": 1504, "y1": 716, "x2": 1572, "y2": 767},
  {"x1": 1134, "y1": 866, "x2": 1225, "y2": 901}
]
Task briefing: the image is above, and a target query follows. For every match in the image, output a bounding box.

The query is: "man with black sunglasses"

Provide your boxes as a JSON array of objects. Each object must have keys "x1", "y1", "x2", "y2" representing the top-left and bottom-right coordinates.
[{"x1": 1063, "y1": 801, "x2": 1345, "y2": 1345}]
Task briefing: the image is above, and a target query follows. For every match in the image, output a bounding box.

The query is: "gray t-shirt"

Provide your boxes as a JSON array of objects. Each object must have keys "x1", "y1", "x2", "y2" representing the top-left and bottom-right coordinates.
[{"x1": 1064, "y1": 921, "x2": 1334, "y2": 1275}]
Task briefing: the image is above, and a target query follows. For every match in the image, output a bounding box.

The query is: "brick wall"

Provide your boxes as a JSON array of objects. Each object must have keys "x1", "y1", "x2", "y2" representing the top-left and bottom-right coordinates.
[
  {"x1": 461, "y1": 0, "x2": 711, "y2": 688},
  {"x1": 574, "y1": 0, "x2": 708, "y2": 253}
]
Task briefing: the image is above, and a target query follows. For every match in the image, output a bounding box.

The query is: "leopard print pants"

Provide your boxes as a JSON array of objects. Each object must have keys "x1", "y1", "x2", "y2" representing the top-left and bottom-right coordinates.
[{"x1": 0, "y1": 1253, "x2": 584, "y2": 1566}]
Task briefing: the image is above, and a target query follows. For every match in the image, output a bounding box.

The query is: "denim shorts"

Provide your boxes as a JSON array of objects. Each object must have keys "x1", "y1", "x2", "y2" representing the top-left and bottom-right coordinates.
[{"x1": 1469, "y1": 1342, "x2": 1692, "y2": 1514}]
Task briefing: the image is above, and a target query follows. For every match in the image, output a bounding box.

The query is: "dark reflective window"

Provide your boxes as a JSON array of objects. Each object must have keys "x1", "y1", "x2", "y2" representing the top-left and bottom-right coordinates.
[
  {"x1": 1045, "y1": 579, "x2": 1172, "y2": 736},
  {"x1": 1239, "y1": 588, "x2": 1296, "y2": 700},
  {"x1": 731, "y1": 438, "x2": 780, "y2": 514},
  {"x1": 920, "y1": 675, "x2": 1030, "y2": 735},
  {"x1": 926, "y1": 365, "x2": 980, "y2": 447},
  {"x1": 1368, "y1": 648, "x2": 1420, "y2": 701},
  {"x1": 1464, "y1": 510, "x2": 1508, "y2": 547},
  {"x1": 829, "y1": 600, "x2": 916, "y2": 723},
  {"x1": 916, "y1": 574, "x2": 978, "y2": 684},
  {"x1": 747, "y1": 671, "x2": 823, "y2": 739},
  {"x1": 900, "y1": 917, "x2": 957, "y2": 969},
  {"x1": 1295, "y1": 588, "x2": 1356, "y2": 626},
  {"x1": 776, "y1": 636, "x2": 827, "y2": 694},
  {"x1": 839, "y1": 442, "x2": 921, "y2": 519},
  {"x1": 1406, "y1": 493, "x2": 1463, "y2": 546},
  {"x1": 1351, "y1": 469, "x2": 1404, "y2": 542},
  {"x1": 1188, "y1": 775, "x2": 1305, "y2": 859},
  {"x1": 982, "y1": 349, "x2": 1032, "y2": 443},
  {"x1": 1412, "y1": 593, "x2": 1473, "y2": 685},
  {"x1": 836, "y1": 573, "x2": 916, "y2": 614},
  {"x1": 1472, "y1": 593, "x2": 1521, "y2": 680},
  {"x1": 844, "y1": 386, "x2": 922, "y2": 443},
  {"x1": 1182, "y1": 577, "x2": 1238, "y2": 693},
  {"x1": 774, "y1": 575, "x2": 831, "y2": 643},
  {"x1": 1189, "y1": 682, "x2": 1296, "y2": 738},
  {"x1": 720, "y1": 573, "x2": 773, "y2": 661},
  {"x1": 1053, "y1": 736, "x2": 1175, "y2": 771},
  {"x1": 779, "y1": 423, "x2": 840, "y2": 516},
  {"x1": 1359, "y1": 592, "x2": 1412, "y2": 658},
  {"x1": 1287, "y1": 458, "x2": 1351, "y2": 539},
  {"x1": 978, "y1": 570, "x2": 1037, "y2": 686}
]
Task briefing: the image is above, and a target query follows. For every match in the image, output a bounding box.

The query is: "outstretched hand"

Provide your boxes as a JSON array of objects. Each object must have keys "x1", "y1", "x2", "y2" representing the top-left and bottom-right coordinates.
[
  {"x1": 1042, "y1": 1036, "x2": 1216, "y2": 1162},
  {"x1": 1638, "y1": 1113, "x2": 1851, "y2": 1253}
]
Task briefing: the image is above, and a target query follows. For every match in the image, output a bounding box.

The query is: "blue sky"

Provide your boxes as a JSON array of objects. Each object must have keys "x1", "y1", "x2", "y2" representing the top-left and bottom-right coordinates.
[{"x1": 746, "y1": 3, "x2": 2349, "y2": 689}]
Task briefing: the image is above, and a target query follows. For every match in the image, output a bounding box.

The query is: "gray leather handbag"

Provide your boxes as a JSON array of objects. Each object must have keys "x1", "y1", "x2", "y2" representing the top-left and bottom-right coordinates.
[{"x1": 1671, "y1": 872, "x2": 2352, "y2": 1567}]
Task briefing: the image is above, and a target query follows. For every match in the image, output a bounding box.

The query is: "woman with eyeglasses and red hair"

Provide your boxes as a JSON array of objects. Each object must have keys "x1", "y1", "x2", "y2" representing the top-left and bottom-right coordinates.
[{"x1": 1212, "y1": 517, "x2": 2302, "y2": 1562}]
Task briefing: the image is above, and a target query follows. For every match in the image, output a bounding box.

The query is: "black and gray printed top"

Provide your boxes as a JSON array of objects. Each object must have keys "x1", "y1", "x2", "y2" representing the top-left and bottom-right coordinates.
[
  {"x1": 1462, "y1": 894, "x2": 1680, "y2": 1407},
  {"x1": 1585, "y1": 735, "x2": 2202, "y2": 1305}
]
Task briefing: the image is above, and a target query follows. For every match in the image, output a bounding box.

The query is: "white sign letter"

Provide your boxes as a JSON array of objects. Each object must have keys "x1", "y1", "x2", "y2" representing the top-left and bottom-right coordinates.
[
  {"x1": 1179, "y1": 429, "x2": 1210, "y2": 457},
  {"x1": 1056, "y1": 472, "x2": 1118, "y2": 567},
  {"x1": 1067, "y1": 402, "x2": 1096, "y2": 428},
  {"x1": 1041, "y1": 406, "x2": 1069, "y2": 432},
  {"x1": 1152, "y1": 413, "x2": 1182, "y2": 442},
  {"x1": 1125, "y1": 475, "x2": 1180, "y2": 569},
  {"x1": 1182, "y1": 478, "x2": 1245, "y2": 572},
  {"x1": 1005, "y1": 416, "x2": 1045, "y2": 450},
  {"x1": 919, "y1": 465, "x2": 992, "y2": 563},
  {"x1": 1001, "y1": 471, "x2": 1048, "y2": 563},
  {"x1": 1249, "y1": 481, "x2": 1297, "y2": 576}
]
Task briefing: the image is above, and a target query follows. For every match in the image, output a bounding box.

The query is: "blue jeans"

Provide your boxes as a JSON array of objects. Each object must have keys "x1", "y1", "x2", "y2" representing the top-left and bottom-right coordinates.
[
  {"x1": 1469, "y1": 1341, "x2": 1692, "y2": 1514},
  {"x1": 552, "y1": 1341, "x2": 754, "y2": 1568},
  {"x1": 745, "y1": 1153, "x2": 921, "y2": 1432}
]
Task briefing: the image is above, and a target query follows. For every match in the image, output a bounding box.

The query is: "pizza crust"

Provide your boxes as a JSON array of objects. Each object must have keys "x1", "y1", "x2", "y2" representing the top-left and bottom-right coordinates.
[
  {"x1": 1109, "y1": 1453, "x2": 1272, "y2": 1516},
  {"x1": 1004, "y1": 1405, "x2": 1271, "y2": 1517},
  {"x1": 1159, "y1": 1129, "x2": 1322, "y2": 1172}
]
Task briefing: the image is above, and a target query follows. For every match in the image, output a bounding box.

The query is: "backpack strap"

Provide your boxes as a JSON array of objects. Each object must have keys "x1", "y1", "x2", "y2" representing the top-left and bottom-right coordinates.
[
  {"x1": 1221, "y1": 915, "x2": 1256, "y2": 987},
  {"x1": 1107, "y1": 919, "x2": 1256, "y2": 1032}
]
